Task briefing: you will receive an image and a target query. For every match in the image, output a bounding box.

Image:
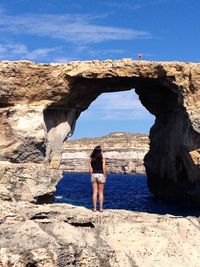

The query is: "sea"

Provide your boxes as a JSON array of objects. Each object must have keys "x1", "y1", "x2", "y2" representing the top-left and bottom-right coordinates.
[{"x1": 54, "y1": 173, "x2": 200, "y2": 217}]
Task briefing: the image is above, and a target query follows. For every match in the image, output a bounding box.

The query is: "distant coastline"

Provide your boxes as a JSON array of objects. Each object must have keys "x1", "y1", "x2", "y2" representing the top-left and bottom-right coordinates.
[{"x1": 61, "y1": 132, "x2": 149, "y2": 174}]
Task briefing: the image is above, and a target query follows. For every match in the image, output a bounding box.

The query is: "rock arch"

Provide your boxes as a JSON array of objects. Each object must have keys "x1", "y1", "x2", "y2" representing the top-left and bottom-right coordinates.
[{"x1": 0, "y1": 59, "x2": 200, "y2": 204}]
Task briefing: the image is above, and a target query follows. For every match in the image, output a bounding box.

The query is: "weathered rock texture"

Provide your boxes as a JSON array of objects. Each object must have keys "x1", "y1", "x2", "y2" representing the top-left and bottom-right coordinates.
[
  {"x1": 1, "y1": 59, "x2": 200, "y2": 204},
  {"x1": 61, "y1": 132, "x2": 149, "y2": 174},
  {"x1": 0, "y1": 201, "x2": 200, "y2": 267}
]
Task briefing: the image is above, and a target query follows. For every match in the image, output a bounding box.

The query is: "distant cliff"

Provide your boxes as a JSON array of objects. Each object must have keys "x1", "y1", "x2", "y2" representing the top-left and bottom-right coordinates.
[{"x1": 61, "y1": 132, "x2": 149, "y2": 174}]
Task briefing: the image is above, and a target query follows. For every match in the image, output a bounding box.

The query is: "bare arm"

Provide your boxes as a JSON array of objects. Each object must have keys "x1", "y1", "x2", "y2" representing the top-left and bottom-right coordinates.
[
  {"x1": 89, "y1": 159, "x2": 93, "y2": 174},
  {"x1": 103, "y1": 157, "x2": 106, "y2": 178}
]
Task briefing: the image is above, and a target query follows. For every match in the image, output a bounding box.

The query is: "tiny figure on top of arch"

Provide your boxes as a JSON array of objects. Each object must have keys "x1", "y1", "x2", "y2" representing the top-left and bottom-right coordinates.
[{"x1": 137, "y1": 53, "x2": 142, "y2": 60}]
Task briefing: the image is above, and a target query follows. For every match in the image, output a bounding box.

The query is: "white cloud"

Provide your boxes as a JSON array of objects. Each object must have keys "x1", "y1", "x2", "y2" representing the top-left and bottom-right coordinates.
[
  {"x1": 25, "y1": 48, "x2": 58, "y2": 60},
  {"x1": 0, "y1": 7, "x2": 5, "y2": 14},
  {"x1": 105, "y1": 0, "x2": 184, "y2": 10},
  {"x1": 105, "y1": 1, "x2": 144, "y2": 10},
  {"x1": 54, "y1": 57, "x2": 75, "y2": 63},
  {"x1": 0, "y1": 43, "x2": 28, "y2": 59},
  {"x1": 68, "y1": 44, "x2": 125, "y2": 58},
  {"x1": 80, "y1": 90, "x2": 153, "y2": 121},
  {"x1": 0, "y1": 43, "x2": 60, "y2": 61},
  {"x1": 0, "y1": 10, "x2": 151, "y2": 45},
  {"x1": 87, "y1": 48, "x2": 125, "y2": 57}
]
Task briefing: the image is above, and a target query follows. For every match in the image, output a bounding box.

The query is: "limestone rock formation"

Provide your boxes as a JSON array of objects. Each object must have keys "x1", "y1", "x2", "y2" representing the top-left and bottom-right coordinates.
[
  {"x1": 0, "y1": 201, "x2": 200, "y2": 267},
  {"x1": 1, "y1": 59, "x2": 200, "y2": 267},
  {"x1": 1, "y1": 59, "x2": 200, "y2": 204},
  {"x1": 61, "y1": 132, "x2": 149, "y2": 174}
]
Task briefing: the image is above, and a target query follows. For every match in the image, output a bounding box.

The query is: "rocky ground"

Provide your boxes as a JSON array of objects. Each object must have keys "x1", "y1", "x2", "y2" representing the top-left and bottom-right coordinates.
[{"x1": 0, "y1": 201, "x2": 200, "y2": 267}]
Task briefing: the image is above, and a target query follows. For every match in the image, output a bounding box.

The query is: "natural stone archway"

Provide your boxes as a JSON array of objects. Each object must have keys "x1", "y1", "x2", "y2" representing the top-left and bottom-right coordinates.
[{"x1": 0, "y1": 59, "x2": 200, "y2": 204}]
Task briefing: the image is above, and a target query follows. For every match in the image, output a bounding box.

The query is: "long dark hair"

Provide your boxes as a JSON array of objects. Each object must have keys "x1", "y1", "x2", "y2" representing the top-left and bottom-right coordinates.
[{"x1": 90, "y1": 145, "x2": 103, "y2": 162}]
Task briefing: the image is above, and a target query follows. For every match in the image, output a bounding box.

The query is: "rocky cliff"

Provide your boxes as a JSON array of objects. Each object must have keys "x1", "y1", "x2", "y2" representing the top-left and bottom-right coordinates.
[
  {"x1": 1, "y1": 59, "x2": 200, "y2": 267},
  {"x1": 1, "y1": 58, "x2": 200, "y2": 204},
  {"x1": 61, "y1": 132, "x2": 149, "y2": 174},
  {"x1": 1, "y1": 201, "x2": 200, "y2": 267}
]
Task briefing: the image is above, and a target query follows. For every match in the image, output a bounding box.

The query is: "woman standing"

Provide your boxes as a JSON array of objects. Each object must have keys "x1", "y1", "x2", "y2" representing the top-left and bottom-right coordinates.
[{"x1": 89, "y1": 145, "x2": 106, "y2": 212}]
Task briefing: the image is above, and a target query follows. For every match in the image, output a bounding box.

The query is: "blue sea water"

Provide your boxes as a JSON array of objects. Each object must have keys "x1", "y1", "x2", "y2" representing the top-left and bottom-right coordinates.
[{"x1": 54, "y1": 173, "x2": 200, "y2": 217}]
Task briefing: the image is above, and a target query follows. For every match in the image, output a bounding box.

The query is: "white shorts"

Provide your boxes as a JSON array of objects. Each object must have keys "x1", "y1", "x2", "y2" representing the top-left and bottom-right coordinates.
[{"x1": 91, "y1": 173, "x2": 106, "y2": 184}]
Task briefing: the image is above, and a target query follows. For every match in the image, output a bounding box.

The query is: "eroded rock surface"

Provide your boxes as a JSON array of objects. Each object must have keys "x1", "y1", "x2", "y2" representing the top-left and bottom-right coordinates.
[
  {"x1": 1, "y1": 59, "x2": 200, "y2": 203},
  {"x1": 0, "y1": 201, "x2": 200, "y2": 267}
]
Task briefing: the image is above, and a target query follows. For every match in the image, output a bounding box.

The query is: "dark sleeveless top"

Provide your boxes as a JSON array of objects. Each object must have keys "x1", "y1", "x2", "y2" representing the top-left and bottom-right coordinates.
[{"x1": 91, "y1": 159, "x2": 103, "y2": 173}]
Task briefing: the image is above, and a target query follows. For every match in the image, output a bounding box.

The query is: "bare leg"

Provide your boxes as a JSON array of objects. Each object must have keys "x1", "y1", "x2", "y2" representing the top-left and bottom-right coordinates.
[
  {"x1": 92, "y1": 182, "x2": 98, "y2": 211},
  {"x1": 98, "y1": 183, "x2": 105, "y2": 211}
]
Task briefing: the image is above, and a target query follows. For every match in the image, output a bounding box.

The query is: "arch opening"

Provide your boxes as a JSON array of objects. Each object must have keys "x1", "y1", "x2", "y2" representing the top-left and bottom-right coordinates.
[
  {"x1": 61, "y1": 89, "x2": 154, "y2": 175},
  {"x1": 44, "y1": 75, "x2": 200, "y2": 206},
  {"x1": 55, "y1": 89, "x2": 155, "y2": 212}
]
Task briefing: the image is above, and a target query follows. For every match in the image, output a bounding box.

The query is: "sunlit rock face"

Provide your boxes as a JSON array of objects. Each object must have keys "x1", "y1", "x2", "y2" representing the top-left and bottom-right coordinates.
[
  {"x1": 1, "y1": 201, "x2": 200, "y2": 267},
  {"x1": 0, "y1": 59, "x2": 200, "y2": 204}
]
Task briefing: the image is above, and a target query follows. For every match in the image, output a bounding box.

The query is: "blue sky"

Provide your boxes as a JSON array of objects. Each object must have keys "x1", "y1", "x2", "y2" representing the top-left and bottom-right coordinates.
[{"x1": 0, "y1": 0, "x2": 199, "y2": 139}]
